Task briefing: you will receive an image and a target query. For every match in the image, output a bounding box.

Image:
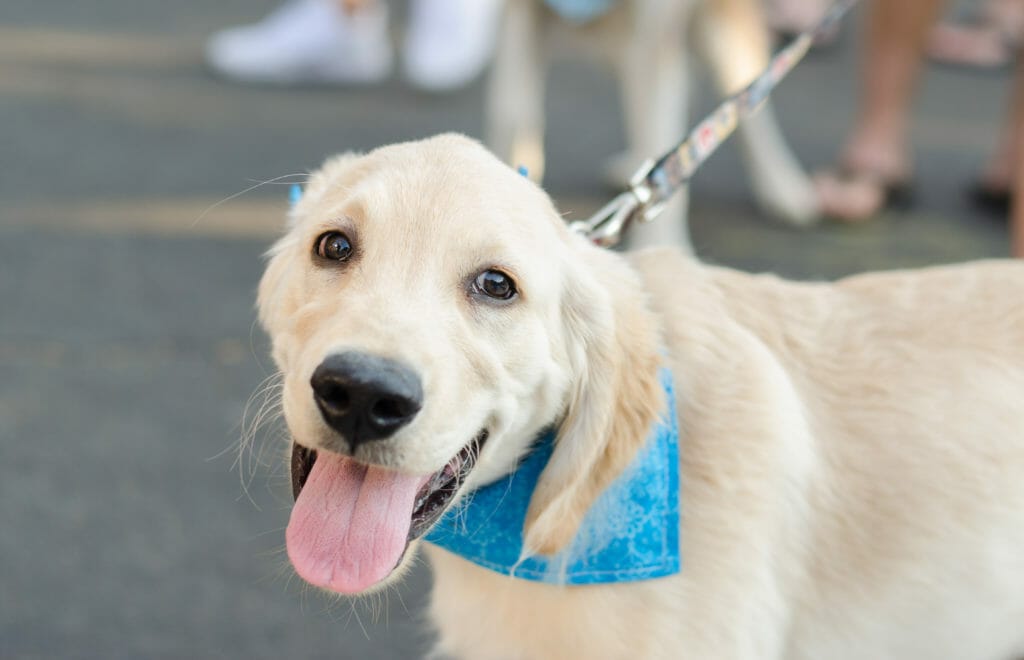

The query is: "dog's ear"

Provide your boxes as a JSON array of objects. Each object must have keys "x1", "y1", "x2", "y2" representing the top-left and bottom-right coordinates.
[
  {"x1": 256, "y1": 241, "x2": 296, "y2": 339},
  {"x1": 523, "y1": 243, "x2": 665, "y2": 556}
]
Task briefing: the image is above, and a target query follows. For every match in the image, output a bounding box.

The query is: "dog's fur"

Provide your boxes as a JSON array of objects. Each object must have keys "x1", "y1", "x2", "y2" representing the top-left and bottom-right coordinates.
[
  {"x1": 259, "y1": 134, "x2": 1024, "y2": 660},
  {"x1": 487, "y1": 0, "x2": 819, "y2": 250}
]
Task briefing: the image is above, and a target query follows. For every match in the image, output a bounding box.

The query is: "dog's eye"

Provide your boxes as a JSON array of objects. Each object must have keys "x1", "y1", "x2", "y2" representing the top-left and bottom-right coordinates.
[
  {"x1": 315, "y1": 231, "x2": 353, "y2": 262},
  {"x1": 473, "y1": 269, "x2": 517, "y2": 300}
]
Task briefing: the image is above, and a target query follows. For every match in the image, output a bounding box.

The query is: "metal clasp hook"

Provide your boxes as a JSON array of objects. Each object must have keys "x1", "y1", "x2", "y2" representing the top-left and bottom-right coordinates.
[
  {"x1": 569, "y1": 191, "x2": 640, "y2": 247},
  {"x1": 569, "y1": 158, "x2": 669, "y2": 247}
]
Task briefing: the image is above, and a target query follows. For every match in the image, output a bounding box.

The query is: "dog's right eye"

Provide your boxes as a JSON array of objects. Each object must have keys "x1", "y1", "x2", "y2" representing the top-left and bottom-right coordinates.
[
  {"x1": 315, "y1": 231, "x2": 353, "y2": 262},
  {"x1": 473, "y1": 269, "x2": 517, "y2": 301}
]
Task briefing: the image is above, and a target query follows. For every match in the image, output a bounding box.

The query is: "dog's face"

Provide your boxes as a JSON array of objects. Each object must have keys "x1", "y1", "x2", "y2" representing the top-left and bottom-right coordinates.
[{"x1": 258, "y1": 134, "x2": 662, "y2": 595}]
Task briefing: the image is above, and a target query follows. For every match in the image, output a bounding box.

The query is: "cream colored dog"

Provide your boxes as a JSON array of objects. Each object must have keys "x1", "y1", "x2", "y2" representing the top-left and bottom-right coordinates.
[{"x1": 258, "y1": 134, "x2": 1024, "y2": 660}]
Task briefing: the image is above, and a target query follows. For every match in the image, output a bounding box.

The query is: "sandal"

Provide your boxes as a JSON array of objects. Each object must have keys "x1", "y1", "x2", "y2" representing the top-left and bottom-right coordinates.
[
  {"x1": 814, "y1": 166, "x2": 914, "y2": 223},
  {"x1": 969, "y1": 181, "x2": 1012, "y2": 218},
  {"x1": 927, "y1": 4, "x2": 1023, "y2": 71}
]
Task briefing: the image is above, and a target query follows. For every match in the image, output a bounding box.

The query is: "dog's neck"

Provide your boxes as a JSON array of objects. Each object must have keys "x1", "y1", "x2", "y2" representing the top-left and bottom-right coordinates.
[{"x1": 424, "y1": 367, "x2": 680, "y2": 585}]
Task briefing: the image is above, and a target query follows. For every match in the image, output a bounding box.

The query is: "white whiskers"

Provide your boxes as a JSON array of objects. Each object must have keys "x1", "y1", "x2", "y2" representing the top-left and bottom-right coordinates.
[
  {"x1": 234, "y1": 371, "x2": 286, "y2": 508},
  {"x1": 191, "y1": 172, "x2": 310, "y2": 228}
]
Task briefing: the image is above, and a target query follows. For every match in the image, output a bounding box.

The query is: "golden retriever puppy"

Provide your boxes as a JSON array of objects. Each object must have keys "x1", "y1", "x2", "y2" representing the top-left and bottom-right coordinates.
[{"x1": 258, "y1": 134, "x2": 1024, "y2": 660}]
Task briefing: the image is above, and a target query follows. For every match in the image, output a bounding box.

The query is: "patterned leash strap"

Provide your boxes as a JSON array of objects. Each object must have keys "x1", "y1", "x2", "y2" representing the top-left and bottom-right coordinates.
[{"x1": 570, "y1": 0, "x2": 860, "y2": 247}]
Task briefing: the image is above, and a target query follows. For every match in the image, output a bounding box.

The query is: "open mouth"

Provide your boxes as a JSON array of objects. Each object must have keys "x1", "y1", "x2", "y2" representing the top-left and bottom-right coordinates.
[
  {"x1": 290, "y1": 429, "x2": 489, "y2": 542},
  {"x1": 409, "y1": 429, "x2": 489, "y2": 539}
]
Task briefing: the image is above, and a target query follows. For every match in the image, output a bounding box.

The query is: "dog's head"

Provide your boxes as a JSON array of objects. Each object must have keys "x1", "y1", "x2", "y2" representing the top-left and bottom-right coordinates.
[{"x1": 258, "y1": 134, "x2": 663, "y2": 594}]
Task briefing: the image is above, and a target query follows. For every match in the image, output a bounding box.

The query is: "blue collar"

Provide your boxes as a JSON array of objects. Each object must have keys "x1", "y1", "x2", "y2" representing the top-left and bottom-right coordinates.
[{"x1": 425, "y1": 369, "x2": 680, "y2": 585}]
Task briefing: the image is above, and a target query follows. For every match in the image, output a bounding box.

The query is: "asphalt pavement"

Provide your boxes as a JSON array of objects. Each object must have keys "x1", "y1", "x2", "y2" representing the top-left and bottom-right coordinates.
[{"x1": 0, "y1": 1, "x2": 1014, "y2": 658}]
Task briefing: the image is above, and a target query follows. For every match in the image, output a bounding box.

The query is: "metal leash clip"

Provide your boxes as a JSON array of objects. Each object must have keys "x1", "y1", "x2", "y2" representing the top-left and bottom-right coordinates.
[
  {"x1": 568, "y1": 0, "x2": 860, "y2": 249},
  {"x1": 569, "y1": 159, "x2": 666, "y2": 247}
]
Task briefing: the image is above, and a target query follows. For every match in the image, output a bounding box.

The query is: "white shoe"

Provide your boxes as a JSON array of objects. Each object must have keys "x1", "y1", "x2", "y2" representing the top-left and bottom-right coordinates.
[
  {"x1": 206, "y1": 0, "x2": 393, "y2": 84},
  {"x1": 403, "y1": 0, "x2": 503, "y2": 92}
]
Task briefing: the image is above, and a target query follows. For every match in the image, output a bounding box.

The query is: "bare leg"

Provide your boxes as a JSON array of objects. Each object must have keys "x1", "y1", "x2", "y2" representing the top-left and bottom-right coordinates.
[
  {"x1": 815, "y1": 0, "x2": 946, "y2": 220},
  {"x1": 972, "y1": 29, "x2": 1024, "y2": 259},
  {"x1": 847, "y1": 0, "x2": 945, "y2": 175},
  {"x1": 978, "y1": 35, "x2": 1024, "y2": 194},
  {"x1": 1013, "y1": 181, "x2": 1024, "y2": 258},
  {"x1": 928, "y1": 0, "x2": 1024, "y2": 69},
  {"x1": 1009, "y1": 61, "x2": 1024, "y2": 257}
]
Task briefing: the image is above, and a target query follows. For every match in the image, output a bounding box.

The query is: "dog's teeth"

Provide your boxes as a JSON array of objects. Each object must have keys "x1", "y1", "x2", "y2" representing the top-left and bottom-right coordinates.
[{"x1": 408, "y1": 435, "x2": 487, "y2": 539}]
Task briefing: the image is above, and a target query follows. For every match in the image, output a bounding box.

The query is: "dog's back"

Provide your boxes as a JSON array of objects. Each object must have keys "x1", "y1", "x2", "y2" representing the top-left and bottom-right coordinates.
[{"x1": 637, "y1": 253, "x2": 1024, "y2": 659}]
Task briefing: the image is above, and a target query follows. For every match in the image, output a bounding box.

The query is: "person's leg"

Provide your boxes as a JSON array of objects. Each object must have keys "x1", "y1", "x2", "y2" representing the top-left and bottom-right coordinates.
[
  {"x1": 815, "y1": 0, "x2": 946, "y2": 221},
  {"x1": 1008, "y1": 60, "x2": 1024, "y2": 257},
  {"x1": 927, "y1": 0, "x2": 1024, "y2": 70},
  {"x1": 1013, "y1": 178, "x2": 1024, "y2": 257},
  {"x1": 847, "y1": 0, "x2": 946, "y2": 175},
  {"x1": 975, "y1": 113, "x2": 1018, "y2": 208},
  {"x1": 972, "y1": 39, "x2": 1024, "y2": 224}
]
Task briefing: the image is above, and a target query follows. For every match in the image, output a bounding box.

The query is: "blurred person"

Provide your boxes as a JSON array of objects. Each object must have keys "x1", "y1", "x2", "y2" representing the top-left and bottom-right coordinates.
[
  {"x1": 1016, "y1": 185, "x2": 1024, "y2": 257},
  {"x1": 815, "y1": 0, "x2": 1024, "y2": 257},
  {"x1": 964, "y1": 53, "x2": 1024, "y2": 250},
  {"x1": 927, "y1": 0, "x2": 1024, "y2": 69},
  {"x1": 999, "y1": 61, "x2": 1024, "y2": 255},
  {"x1": 206, "y1": 0, "x2": 503, "y2": 91},
  {"x1": 813, "y1": 0, "x2": 942, "y2": 222}
]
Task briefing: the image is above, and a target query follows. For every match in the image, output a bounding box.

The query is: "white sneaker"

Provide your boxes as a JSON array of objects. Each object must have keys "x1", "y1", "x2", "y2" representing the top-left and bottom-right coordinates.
[
  {"x1": 403, "y1": 0, "x2": 503, "y2": 92},
  {"x1": 206, "y1": 0, "x2": 393, "y2": 84}
]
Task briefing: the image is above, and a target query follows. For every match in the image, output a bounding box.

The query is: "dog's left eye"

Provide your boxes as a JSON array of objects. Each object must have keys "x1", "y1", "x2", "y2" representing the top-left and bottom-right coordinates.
[
  {"x1": 473, "y1": 269, "x2": 517, "y2": 301},
  {"x1": 315, "y1": 231, "x2": 353, "y2": 262}
]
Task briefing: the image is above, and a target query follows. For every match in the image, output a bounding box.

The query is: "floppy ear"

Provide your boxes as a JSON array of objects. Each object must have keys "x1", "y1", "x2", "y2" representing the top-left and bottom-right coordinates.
[
  {"x1": 256, "y1": 241, "x2": 297, "y2": 337},
  {"x1": 523, "y1": 243, "x2": 665, "y2": 556}
]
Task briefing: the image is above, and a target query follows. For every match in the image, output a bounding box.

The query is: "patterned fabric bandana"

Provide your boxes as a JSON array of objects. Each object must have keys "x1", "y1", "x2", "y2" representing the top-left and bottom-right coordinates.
[{"x1": 426, "y1": 369, "x2": 680, "y2": 585}]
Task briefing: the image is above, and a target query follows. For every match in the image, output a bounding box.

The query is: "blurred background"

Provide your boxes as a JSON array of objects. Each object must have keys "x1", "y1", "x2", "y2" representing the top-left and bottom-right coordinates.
[{"x1": 0, "y1": 0, "x2": 1014, "y2": 657}]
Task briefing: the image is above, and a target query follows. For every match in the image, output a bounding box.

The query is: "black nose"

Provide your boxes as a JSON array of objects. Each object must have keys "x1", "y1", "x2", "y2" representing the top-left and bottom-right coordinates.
[{"x1": 310, "y1": 352, "x2": 423, "y2": 448}]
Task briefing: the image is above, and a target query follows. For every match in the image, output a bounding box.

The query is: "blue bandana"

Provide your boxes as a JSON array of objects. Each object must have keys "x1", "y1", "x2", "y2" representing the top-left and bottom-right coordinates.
[{"x1": 425, "y1": 369, "x2": 680, "y2": 585}]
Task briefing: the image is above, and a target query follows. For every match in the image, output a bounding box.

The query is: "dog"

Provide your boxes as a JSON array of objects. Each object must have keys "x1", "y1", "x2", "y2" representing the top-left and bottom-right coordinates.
[
  {"x1": 487, "y1": 0, "x2": 820, "y2": 250},
  {"x1": 258, "y1": 134, "x2": 1024, "y2": 660}
]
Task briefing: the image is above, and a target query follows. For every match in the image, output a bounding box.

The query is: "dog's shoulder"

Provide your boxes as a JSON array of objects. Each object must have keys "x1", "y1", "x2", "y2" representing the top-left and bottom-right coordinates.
[{"x1": 626, "y1": 247, "x2": 834, "y2": 336}]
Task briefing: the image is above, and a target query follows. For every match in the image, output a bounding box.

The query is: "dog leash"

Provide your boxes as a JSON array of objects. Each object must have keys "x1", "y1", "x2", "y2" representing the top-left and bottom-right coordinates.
[{"x1": 569, "y1": 0, "x2": 860, "y2": 247}]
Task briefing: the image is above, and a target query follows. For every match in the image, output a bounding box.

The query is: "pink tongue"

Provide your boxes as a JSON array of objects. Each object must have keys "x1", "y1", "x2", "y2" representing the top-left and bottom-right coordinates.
[{"x1": 286, "y1": 451, "x2": 430, "y2": 594}]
